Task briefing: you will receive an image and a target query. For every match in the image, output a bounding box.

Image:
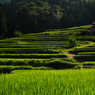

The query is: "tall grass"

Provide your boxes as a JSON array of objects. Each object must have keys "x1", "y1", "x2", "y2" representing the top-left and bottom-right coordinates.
[{"x1": 0, "y1": 69, "x2": 95, "y2": 95}]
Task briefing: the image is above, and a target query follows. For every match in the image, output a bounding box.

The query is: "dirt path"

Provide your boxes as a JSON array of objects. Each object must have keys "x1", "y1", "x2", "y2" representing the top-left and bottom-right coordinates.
[
  {"x1": 61, "y1": 42, "x2": 95, "y2": 61},
  {"x1": 62, "y1": 51, "x2": 75, "y2": 59}
]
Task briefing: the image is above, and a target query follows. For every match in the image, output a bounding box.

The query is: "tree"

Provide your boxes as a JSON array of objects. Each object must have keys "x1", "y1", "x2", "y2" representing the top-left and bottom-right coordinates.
[
  {"x1": 80, "y1": 6, "x2": 90, "y2": 25},
  {"x1": 59, "y1": 13, "x2": 68, "y2": 28},
  {"x1": 14, "y1": 30, "x2": 22, "y2": 37},
  {"x1": 0, "y1": 7, "x2": 7, "y2": 38},
  {"x1": 68, "y1": 36, "x2": 77, "y2": 48},
  {"x1": 14, "y1": 5, "x2": 30, "y2": 33},
  {"x1": 67, "y1": 14, "x2": 75, "y2": 28}
]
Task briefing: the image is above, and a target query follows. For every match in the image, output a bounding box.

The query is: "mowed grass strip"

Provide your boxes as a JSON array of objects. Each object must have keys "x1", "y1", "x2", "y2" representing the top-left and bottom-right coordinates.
[
  {"x1": 0, "y1": 53, "x2": 67, "y2": 58},
  {"x1": 0, "y1": 69, "x2": 95, "y2": 95}
]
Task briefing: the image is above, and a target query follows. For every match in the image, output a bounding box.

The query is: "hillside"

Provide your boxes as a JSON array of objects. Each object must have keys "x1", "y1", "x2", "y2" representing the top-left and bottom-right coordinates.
[
  {"x1": 0, "y1": 0, "x2": 11, "y2": 2},
  {"x1": 0, "y1": 24, "x2": 94, "y2": 73},
  {"x1": 0, "y1": 0, "x2": 95, "y2": 38},
  {"x1": 0, "y1": 25, "x2": 95, "y2": 94},
  {"x1": 0, "y1": 1, "x2": 95, "y2": 94}
]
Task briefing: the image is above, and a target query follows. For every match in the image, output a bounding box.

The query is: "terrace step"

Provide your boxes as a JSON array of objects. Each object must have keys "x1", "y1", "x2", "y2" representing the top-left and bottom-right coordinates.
[
  {"x1": 74, "y1": 55, "x2": 95, "y2": 62},
  {"x1": 72, "y1": 65, "x2": 95, "y2": 69}
]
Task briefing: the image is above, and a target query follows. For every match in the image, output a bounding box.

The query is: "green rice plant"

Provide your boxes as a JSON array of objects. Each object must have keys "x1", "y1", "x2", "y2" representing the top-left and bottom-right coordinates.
[
  {"x1": 0, "y1": 58, "x2": 76, "y2": 69},
  {"x1": 78, "y1": 52, "x2": 95, "y2": 55},
  {"x1": 74, "y1": 55, "x2": 95, "y2": 62},
  {"x1": 0, "y1": 66, "x2": 53, "y2": 73},
  {"x1": 0, "y1": 48, "x2": 60, "y2": 54},
  {"x1": 0, "y1": 69, "x2": 95, "y2": 95},
  {"x1": 0, "y1": 40, "x2": 69, "y2": 48},
  {"x1": 74, "y1": 47, "x2": 95, "y2": 50},
  {"x1": 82, "y1": 61, "x2": 95, "y2": 65},
  {"x1": 43, "y1": 28, "x2": 85, "y2": 34},
  {"x1": 10, "y1": 36, "x2": 69, "y2": 41},
  {"x1": 15, "y1": 41, "x2": 68, "y2": 45},
  {"x1": 0, "y1": 40, "x2": 16, "y2": 43},
  {"x1": 76, "y1": 36, "x2": 95, "y2": 41},
  {"x1": 12, "y1": 36, "x2": 69, "y2": 39},
  {"x1": 77, "y1": 41, "x2": 92, "y2": 45},
  {"x1": 0, "y1": 53, "x2": 67, "y2": 58},
  {"x1": 0, "y1": 44, "x2": 67, "y2": 49},
  {"x1": 72, "y1": 47, "x2": 95, "y2": 54}
]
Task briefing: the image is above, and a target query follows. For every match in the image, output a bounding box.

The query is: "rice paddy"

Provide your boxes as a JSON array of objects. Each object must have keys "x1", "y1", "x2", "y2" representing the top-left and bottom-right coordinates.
[
  {"x1": 0, "y1": 24, "x2": 95, "y2": 94},
  {"x1": 0, "y1": 69, "x2": 95, "y2": 95}
]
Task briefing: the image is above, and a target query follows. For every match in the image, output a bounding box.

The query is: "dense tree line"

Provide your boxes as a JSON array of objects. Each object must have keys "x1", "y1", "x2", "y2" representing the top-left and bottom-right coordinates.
[
  {"x1": 0, "y1": 7, "x2": 7, "y2": 38},
  {"x1": 0, "y1": 0, "x2": 95, "y2": 38}
]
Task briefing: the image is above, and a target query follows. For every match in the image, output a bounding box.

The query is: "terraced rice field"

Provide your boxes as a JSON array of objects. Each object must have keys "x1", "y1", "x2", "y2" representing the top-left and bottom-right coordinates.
[
  {"x1": 0, "y1": 24, "x2": 94, "y2": 70},
  {"x1": 78, "y1": 52, "x2": 95, "y2": 55},
  {"x1": 0, "y1": 25, "x2": 95, "y2": 95},
  {"x1": 0, "y1": 29, "x2": 75, "y2": 70},
  {"x1": 72, "y1": 41, "x2": 95, "y2": 62}
]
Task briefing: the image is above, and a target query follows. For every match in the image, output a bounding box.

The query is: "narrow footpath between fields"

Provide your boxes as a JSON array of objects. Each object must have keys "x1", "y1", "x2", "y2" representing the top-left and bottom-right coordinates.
[{"x1": 61, "y1": 42, "x2": 95, "y2": 62}]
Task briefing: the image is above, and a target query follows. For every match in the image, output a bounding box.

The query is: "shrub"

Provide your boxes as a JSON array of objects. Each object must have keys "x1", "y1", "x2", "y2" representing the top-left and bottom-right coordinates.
[
  {"x1": 68, "y1": 36, "x2": 77, "y2": 48},
  {"x1": 14, "y1": 30, "x2": 22, "y2": 37}
]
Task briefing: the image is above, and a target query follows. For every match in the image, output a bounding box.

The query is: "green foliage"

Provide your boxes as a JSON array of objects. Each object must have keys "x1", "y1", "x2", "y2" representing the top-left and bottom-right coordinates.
[
  {"x1": 0, "y1": 66, "x2": 12, "y2": 73},
  {"x1": 0, "y1": 48, "x2": 60, "y2": 54},
  {"x1": 80, "y1": 6, "x2": 90, "y2": 25},
  {"x1": 0, "y1": 53, "x2": 67, "y2": 58},
  {"x1": 68, "y1": 36, "x2": 77, "y2": 48},
  {"x1": 73, "y1": 47, "x2": 95, "y2": 54},
  {"x1": 0, "y1": 7, "x2": 7, "y2": 38},
  {"x1": 0, "y1": 66, "x2": 53, "y2": 73},
  {"x1": 82, "y1": 61, "x2": 95, "y2": 65},
  {"x1": 0, "y1": 58, "x2": 76, "y2": 69},
  {"x1": 67, "y1": 14, "x2": 75, "y2": 28},
  {"x1": 14, "y1": 30, "x2": 22, "y2": 37},
  {"x1": 78, "y1": 52, "x2": 95, "y2": 55},
  {"x1": 0, "y1": 0, "x2": 95, "y2": 37},
  {"x1": 74, "y1": 55, "x2": 95, "y2": 62}
]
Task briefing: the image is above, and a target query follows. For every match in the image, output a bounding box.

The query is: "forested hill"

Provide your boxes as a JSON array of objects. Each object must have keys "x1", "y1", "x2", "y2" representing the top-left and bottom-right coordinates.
[
  {"x1": 0, "y1": 0, "x2": 11, "y2": 3},
  {"x1": 0, "y1": 0, "x2": 95, "y2": 38}
]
